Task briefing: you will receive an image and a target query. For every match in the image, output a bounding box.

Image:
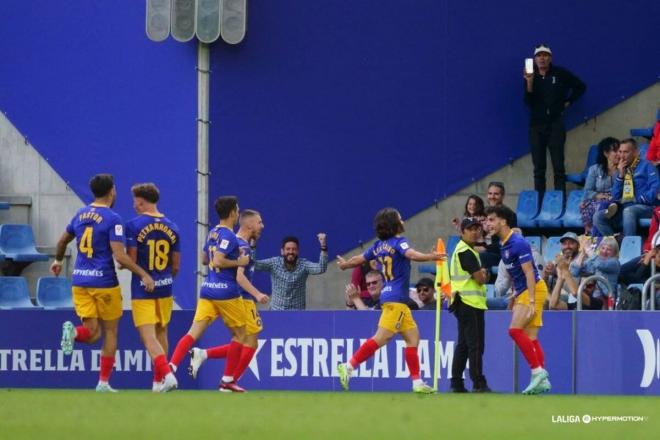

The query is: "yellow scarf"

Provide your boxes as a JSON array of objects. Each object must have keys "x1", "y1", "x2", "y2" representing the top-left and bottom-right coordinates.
[{"x1": 622, "y1": 156, "x2": 640, "y2": 203}]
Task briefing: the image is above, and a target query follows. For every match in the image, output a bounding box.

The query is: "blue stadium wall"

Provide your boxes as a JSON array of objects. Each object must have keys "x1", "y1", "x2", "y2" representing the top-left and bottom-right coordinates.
[{"x1": 1, "y1": 1, "x2": 658, "y2": 307}]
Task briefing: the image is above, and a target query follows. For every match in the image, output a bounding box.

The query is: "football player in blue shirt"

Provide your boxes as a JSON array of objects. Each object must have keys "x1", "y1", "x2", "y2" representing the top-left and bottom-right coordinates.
[
  {"x1": 168, "y1": 196, "x2": 251, "y2": 392},
  {"x1": 485, "y1": 204, "x2": 551, "y2": 394},
  {"x1": 188, "y1": 209, "x2": 269, "y2": 383},
  {"x1": 51, "y1": 174, "x2": 155, "y2": 392},
  {"x1": 336, "y1": 207, "x2": 445, "y2": 393},
  {"x1": 125, "y1": 183, "x2": 180, "y2": 392}
]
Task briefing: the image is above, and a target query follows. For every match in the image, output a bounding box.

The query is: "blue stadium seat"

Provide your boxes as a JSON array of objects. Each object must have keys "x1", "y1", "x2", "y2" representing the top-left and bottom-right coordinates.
[
  {"x1": 639, "y1": 218, "x2": 651, "y2": 228},
  {"x1": 639, "y1": 143, "x2": 649, "y2": 159},
  {"x1": 418, "y1": 264, "x2": 436, "y2": 276},
  {"x1": 0, "y1": 276, "x2": 37, "y2": 308},
  {"x1": 0, "y1": 224, "x2": 49, "y2": 262},
  {"x1": 566, "y1": 144, "x2": 598, "y2": 186},
  {"x1": 0, "y1": 201, "x2": 9, "y2": 210},
  {"x1": 525, "y1": 236, "x2": 541, "y2": 251},
  {"x1": 535, "y1": 191, "x2": 564, "y2": 228},
  {"x1": 562, "y1": 190, "x2": 584, "y2": 229},
  {"x1": 446, "y1": 235, "x2": 460, "y2": 259},
  {"x1": 485, "y1": 284, "x2": 496, "y2": 299},
  {"x1": 516, "y1": 190, "x2": 540, "y2": 229},
  {"x1": 543, "y1": 236, "x2": 561, "y2": 263},
  {"x1": 619, "y1": 235, "x2": 642, "y2": 264},
  {"x1": 630, "y1": 127, "x2": 654, "y2": 138},
  {"x1": 36, "y1": 277, "x2": 73, "y2": 308}
]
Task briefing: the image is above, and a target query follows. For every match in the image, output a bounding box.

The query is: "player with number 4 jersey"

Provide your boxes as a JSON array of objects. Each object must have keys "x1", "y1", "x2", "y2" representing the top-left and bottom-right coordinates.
[
  {"x1": 125, "y1": 183, "x2": 180, "y2": 392},
  {"x1": 336, "y1": 207, "x2": 445, "y2": 394},
  {"x1": 50, "y1": 174, "x2": 155, "y2": 393}
]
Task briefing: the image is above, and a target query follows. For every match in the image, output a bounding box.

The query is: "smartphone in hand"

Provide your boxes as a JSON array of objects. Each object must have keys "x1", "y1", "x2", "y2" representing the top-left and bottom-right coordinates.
[{"x1": 525, "y1": 58, "x2": 534, "y2": 75}]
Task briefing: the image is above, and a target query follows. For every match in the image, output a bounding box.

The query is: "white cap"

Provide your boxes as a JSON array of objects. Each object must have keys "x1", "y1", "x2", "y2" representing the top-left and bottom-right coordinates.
[{"x1": 534, "y1": 45, "x2": 552, "y2": 56}]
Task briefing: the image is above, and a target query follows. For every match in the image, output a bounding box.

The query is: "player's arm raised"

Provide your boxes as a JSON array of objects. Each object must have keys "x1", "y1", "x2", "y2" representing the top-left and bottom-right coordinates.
[
  {"x1": 110, "y1": 241, "x2": 155, "y2": 292},
  {"x1": 336, "y1": 254, "x2": 366, "y2": 270},
  {"x1": 404, "y1": 248, "x2": 446, "y2": 262},
  {"x1": 50, "y1": 231, "x2": 75, "y2": 276},
  {"x1": 237, "y1": 267, "x2": 269, "y2": 304}
]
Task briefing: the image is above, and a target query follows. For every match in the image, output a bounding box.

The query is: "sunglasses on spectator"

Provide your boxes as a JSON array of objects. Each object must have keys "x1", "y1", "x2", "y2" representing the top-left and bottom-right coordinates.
[
  {"x1": 535, "y1": 43, "x2": 549, "y2": 48},
  {"x1": 366, "y1": 281, "x2": 380, "y2": 287}
]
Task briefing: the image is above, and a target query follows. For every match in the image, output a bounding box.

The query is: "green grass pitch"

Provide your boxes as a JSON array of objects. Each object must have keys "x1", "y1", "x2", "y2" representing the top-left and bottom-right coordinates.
[{"x1": 0, "y1": 389, "x2": 657, "y2": 439}]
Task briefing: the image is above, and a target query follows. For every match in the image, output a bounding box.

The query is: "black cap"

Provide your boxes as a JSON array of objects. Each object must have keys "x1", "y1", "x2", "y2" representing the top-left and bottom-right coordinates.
[
  {"x1": 415, "y1": 277, "x2": 434, "y2": 290},
  {"x1": 460, "y1": 217, "x2": 482, "y2": 231}
]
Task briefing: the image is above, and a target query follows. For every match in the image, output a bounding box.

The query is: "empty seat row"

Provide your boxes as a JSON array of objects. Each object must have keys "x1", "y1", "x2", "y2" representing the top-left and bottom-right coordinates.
[
  {"x1": 0, "y1": 224, "x2": 49, "y2": 262},
  {"x1": 0, "y1": 276, "x2": 73, "y2": 309}
]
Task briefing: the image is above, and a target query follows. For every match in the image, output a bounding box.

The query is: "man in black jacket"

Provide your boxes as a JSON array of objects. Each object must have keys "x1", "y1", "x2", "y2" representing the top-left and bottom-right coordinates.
[{"x1": 524, "y1": 44, "x2": 586, "y2": 197}]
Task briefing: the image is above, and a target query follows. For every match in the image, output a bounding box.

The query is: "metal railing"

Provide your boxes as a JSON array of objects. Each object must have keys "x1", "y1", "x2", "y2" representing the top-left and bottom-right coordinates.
[
  {"x1": 576, "y1": 275, "x2": 613, "y2": 311},
  {"x1": 641, "y1": 274, "x2": 659, "y2": 311}
]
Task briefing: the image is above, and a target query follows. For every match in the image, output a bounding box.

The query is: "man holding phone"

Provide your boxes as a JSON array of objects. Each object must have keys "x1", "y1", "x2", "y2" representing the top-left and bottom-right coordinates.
[{"x1": 523, "y1": 44, "x2": 586, "y2": 198}]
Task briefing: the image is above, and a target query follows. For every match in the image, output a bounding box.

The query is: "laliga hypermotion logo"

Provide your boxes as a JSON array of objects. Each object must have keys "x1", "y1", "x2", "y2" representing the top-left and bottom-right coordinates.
[{"x1": 636, "y1": 329, "x2": 660, "y2": 388}]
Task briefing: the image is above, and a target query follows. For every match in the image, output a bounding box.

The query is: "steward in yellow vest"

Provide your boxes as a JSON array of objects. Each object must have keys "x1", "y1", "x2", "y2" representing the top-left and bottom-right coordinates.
[{"x1": 449, "y1": 217, "x2": 491, "y2": 393}]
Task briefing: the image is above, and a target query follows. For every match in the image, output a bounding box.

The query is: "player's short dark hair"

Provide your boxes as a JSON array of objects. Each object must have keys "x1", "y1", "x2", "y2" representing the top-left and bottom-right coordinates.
[
  {"x1": 281, "y1": 236, "x2": 299, "y2": 248},
  {"x1": 620, "y1": 138, "x2": 638, "y2": 149},
  {"x1": 485, "y1": 204, "x2": 517, "y2": 227},
  {"x1": 131, "y1": 183, "x2": 160, "y2": 203},
  {"x1": 374, "y1": 207, "x2": 404, "y2": 240},
  {"x1": 89, "y1": 174, "x2": 114, "y2": 198},
  {"x1": 239, "y1": 209, "x2": 260, "y2": 220},
  {"x1": 214, "y1": 196, "x2": 239, "y2": 220}
]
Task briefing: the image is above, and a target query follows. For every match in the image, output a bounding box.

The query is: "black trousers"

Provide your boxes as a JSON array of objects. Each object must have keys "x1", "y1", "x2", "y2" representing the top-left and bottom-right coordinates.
[
  {"x1": 529, "y1": 119, "x2": 566, "y2": 195},
  {"x1": 451, "y1": 296, "x2": 487, "y2": 388}
]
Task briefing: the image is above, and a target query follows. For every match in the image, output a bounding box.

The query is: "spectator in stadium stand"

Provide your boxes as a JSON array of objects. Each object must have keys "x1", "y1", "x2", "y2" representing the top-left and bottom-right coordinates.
[
  {"x1": 350, "y1": 261, "x2": 376, "y2": 305},
  {"x1": 593, "y1": 138, "x2": 660, "y2": 237},
  {"x1": 479, "y1": 183, "x2": 517, "y2": 269},
  {"x1": 580, "y1": 137, "x2": 620, "y2": 234},
  {"x1": 415, "y1": 277, "x2": 437, "y2": 311},
  {"x1": 523, "y1": 43, "x2": 586, "y2": 197},
  {"x1": 255, "y1": 234, "x2": 328, "y2": 310},
  {"x1": 345, "y1": 270, "x2": 383, "y2": 310},
  {"x1": 549, "y1": 261, "x2": 604, "y2": 310},
  {"x1": 570, "y1": 236, "x2": 620, "y2": 301},
  {"x1": 619, "y1": 234, "x2": 660, "y2": 286},
  {"x1": 451, "y1": 194, "x2": 486, "y2": 233},
  {"x1": 491, "y1": 228, "x2": 545, "y2": 310},
  {"x1": 645, "y1": 119, "x2": 660, "y2": 173}
]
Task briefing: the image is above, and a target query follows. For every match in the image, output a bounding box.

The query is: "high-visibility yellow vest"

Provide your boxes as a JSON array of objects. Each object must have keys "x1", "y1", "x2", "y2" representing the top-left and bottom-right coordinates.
[{"x1": 450, "y1": 239, "x2": 487, "y2": 310}]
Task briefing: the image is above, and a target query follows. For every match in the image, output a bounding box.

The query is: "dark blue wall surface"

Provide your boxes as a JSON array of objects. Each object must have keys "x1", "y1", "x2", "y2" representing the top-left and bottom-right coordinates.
[
  {"x1": 0, "y1": 1, "x2": 198, "y2": 308},
  {"x1": 1, "y1": 1, "x2": 659, "y2": 306},
  {"x1": 209, "y1": 0, "x2": 659, "y2": 265}
]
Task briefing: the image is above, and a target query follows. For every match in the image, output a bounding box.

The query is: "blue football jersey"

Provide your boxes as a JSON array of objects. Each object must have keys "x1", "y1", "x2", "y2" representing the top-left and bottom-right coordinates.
[
  {"x1": 500, "y1": 231, "x2": 540, "y2": 296},
  {"x1": 66, "y1": 204, "x2": 124, "y2": 288},
  {"x1": 237, "y1": 236, "x2": 256, "y2": 301},
  {"x1": 200, "y1": 225, "x2": 241, "y2": 300},
  {"x1": 125, "y1": 213, "x2": 180, "y2": 299},
  {"x1": 363, "y1": 236, "x2": 411, "y2": 304}
]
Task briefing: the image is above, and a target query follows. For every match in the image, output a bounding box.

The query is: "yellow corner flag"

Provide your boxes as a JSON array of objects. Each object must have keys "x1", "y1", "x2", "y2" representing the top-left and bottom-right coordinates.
[{"x1": 435, "y1": 238, "x2": 452, "y2": 299}]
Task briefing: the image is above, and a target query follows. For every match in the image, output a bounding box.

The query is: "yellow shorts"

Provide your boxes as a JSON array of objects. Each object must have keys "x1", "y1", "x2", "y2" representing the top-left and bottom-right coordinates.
[
  {"x1": 131, "y1": 297, "x2": 173, "y2": 328},
  {"x1": 72, "y1": 285, "x2": 123, "y2": 321},
  {"x1": 242, "y1": 299, "x2": 263, "y2": 335},
  {"x1": 378, "y1": 302, "x2": 417, "y2": 333},
  {"x1": 193, "y1": 297, "x2": 246, "y2": 328},
  {"x1": 514, "y1": 280, "x2": 548, "y2": 328}
]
